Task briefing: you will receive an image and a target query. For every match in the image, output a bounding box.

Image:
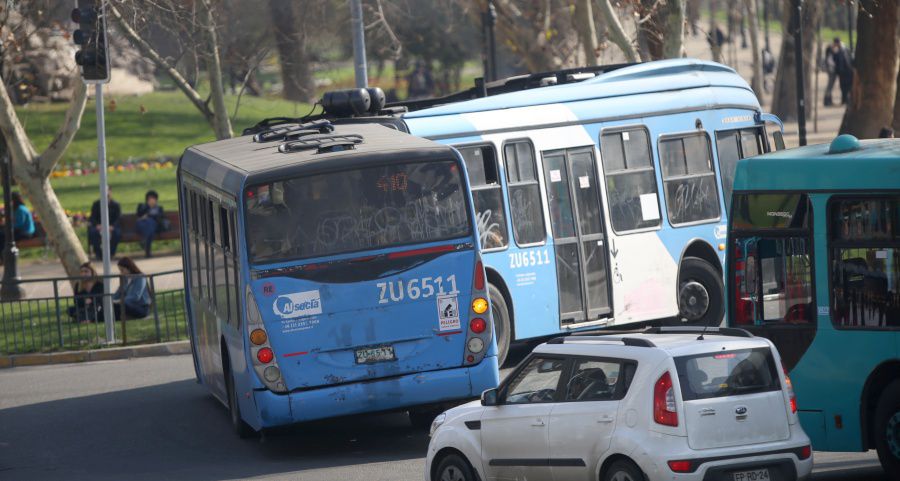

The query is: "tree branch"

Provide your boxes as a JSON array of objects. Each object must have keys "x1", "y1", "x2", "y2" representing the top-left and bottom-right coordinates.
[
  {"x1": 36, "y1": 78, "x2": 88, "y2": 176},
  {"x1": 596, "y1": 0, "x2": 638, "y2": 62},
  {"x1": 109, "y1": 2, "x2": 214, "y2": 124},
  {"x1": 0, "y1": 74, "x2": 39, "y2": 170}
]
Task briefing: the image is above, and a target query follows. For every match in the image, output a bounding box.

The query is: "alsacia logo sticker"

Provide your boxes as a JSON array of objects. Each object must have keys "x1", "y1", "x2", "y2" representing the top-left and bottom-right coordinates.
[{"x1": 273, "y1": 290, "x2": 323, "y2": 319}]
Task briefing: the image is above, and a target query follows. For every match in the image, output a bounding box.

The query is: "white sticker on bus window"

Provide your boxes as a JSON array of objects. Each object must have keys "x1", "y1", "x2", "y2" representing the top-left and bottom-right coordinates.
[
  {"x1": 273, "y1": 290, "x2": 322, "y2": 319},
  {"x1": 579, "y1": 176, "x2": 590, "y2": 189},
  {"x1": 639, "y1": 193, "x2": 660, "y2": 221},
  {"x1": 876, "y1": 250, "x2": 889, "y2": 259},
  {"x1": 622, "y1": 131, "x2": 630, "y2": 141},
  {"x1": 437, "y1": 295, "x2": 461, "y2": 331},
  {"x1": 549, "y1": 170, "x2": 562, "y2": 183},
  {"x1": 818, "y1": 306, "x2": 829, "y2": 316}
]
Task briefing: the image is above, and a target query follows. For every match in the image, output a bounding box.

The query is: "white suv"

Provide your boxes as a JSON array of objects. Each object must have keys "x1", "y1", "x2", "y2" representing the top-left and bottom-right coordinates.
[{"x1": 425, "y1": 327, "x2": 812, "y2": 481}]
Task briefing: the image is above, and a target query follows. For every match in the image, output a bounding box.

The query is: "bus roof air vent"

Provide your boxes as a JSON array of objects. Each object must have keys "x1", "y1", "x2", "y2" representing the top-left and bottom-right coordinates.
[
  {"x1": 277, "y1": 133, "x2": 364, "y2": 154},
  {"x1": 253, "y1": 119, "x2": 334, "y2": 143},
  {"x1": 828, "y1": 134, "x2": 861, "y2": 154}
]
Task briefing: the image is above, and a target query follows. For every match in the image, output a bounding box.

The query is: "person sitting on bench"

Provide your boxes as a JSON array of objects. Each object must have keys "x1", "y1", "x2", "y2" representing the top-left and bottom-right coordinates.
[
  {"x1": 0, "y1": 192, "x2": 35, "y2": 248},
  {"x1": 88, "y1": 187, "x2": 121, "y2": 260},
  {"x1": 135, "y1": 190, "x2": 168, "y2": 258}
]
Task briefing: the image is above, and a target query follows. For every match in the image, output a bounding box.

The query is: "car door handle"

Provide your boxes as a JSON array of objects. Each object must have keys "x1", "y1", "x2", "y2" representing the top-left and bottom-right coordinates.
[
  {"x1": 531, "y1": 419, "x2": 546, "y2": 427},
  {"x1": 597, "y1": 415, "x2": 614, "y2": 424}
]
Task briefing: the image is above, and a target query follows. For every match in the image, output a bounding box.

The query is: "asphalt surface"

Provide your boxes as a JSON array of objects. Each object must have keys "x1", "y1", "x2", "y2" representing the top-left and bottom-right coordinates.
[{"x1": 0, "y1": 345, "x2": 886, "y2": 481}]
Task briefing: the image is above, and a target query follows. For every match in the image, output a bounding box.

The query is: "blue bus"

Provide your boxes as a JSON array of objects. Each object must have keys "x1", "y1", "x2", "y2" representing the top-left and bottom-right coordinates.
[
  {"x1": 177, "y1": 123, "x2": 499, "y2": 435},
  {"x1": 364, "y1": 59, "x2": 784, "y2": 363},
  {"x1": 727, "y1": 135, "x2": 900, "y2": 478}
]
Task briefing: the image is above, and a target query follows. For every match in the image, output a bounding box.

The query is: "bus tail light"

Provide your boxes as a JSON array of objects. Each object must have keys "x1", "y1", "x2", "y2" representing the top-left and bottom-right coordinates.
[
  {"x1": 246, "y1": 289, "x2": 287, "y2": 393},
  {"x1": 464, "y1": 256, "x2": 492, "y2": 366},
  {"x1": 654, "y1": 372, "x2": 678, "y2": 427}
]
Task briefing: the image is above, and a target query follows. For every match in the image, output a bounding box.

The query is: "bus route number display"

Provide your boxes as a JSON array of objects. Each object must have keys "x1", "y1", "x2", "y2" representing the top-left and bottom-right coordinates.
[{"x1": 376, "y1": 173, "x2": 408, "y2": 192}]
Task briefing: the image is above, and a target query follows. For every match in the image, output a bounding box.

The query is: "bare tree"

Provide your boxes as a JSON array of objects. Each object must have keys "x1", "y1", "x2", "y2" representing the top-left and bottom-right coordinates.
[
  {"x1": 573, "y1": 0, "x2": 600, "y2": 66},
  {"x1": 269, "y1": 0, "x2": 316, "y2": 103},
  {"x1": 634, "y1": 0, "x2": 686, "y2": 60},
  {"x1": 770, "y1": 0, "x2": 821, "y2": 122},
  {"x1": 110, "y1": 0, "x2": 232, "y2": 139},
  {"x1": 894, "y1": 66, "x2": 900, "y2": 133},
  {"x1": 0, "y1": 77, "x2": 88, "y2": 277},
  {"x1": 839, "y1": 0, "x2": 899, "y2": 138},
  {"x1": 597, "y1": 0, "x2": 638, "y2": 62},
  {"x1": 744, "y1": 0, "x2": 763, "y2": 99}
]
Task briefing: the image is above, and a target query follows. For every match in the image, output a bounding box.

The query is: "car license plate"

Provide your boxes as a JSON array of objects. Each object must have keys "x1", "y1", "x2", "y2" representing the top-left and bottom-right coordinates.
[
  {"x1": 732, "y1": 468, "x2": 770, "y2": 481},
  {"x1": 355, "y1": 345, "x2": 395, "y2": 364}
]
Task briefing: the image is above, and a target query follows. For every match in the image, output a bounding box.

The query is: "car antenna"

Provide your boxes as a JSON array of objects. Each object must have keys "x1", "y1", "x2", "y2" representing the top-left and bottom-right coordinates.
[{"x1": 697, "y1": 312, "x2": 716, "y2": 341}]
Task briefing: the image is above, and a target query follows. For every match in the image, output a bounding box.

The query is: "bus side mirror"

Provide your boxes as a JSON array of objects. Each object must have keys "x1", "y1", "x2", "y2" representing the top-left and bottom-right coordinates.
[
  {"x1": 481, "y1": 388, "x2": 499, "y2": 406},
  {"x1": 773, "y1": 131, "x2": 786, "y2": 151}
]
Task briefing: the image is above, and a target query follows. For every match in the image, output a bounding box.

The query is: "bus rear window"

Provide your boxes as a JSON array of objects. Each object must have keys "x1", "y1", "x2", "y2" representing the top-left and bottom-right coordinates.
[
  {"x1": 674, "y1": 348, "x2": 780, "y2": 401},
  {"x1": 245, "y1": 160, "x2": 471, "y2": 264}
]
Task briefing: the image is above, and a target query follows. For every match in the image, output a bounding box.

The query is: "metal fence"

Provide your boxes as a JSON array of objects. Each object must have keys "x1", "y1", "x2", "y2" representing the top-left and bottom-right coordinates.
[{"x1": 0, "y1": 270, "x2": 187, "y2": 355}]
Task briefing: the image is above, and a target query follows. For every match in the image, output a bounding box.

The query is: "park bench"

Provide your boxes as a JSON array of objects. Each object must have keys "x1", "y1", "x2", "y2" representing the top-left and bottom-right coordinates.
[{"x1": 10, "y1": 211, "x2": 182, "y2": 252}]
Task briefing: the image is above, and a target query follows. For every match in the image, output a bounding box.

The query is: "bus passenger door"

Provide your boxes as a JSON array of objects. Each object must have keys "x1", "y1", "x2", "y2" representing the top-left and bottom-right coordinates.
[{"x1": 542, "y1": 148, "x2": 612, "y2": 326}]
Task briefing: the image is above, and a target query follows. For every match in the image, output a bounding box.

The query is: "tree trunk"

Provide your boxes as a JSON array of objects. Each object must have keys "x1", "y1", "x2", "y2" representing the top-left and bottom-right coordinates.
[
  {"x1": 770, "y1": 0, "x2": 820, "y2": 121},
  {"x1": 269, "y1": 0, "x2": 315, "y2": 103},
  {"x1": 637, "y1": 0, "x2": 664, "y2": 60},
  {"x1": 574, "y1": 0, "x2": 599, "y2": 66},
  {"x1": 744, "y1": 0, "x2": 763, "y2": 100},
  {"x1": 597, "y1": 0, "x2": 638, "y2": 62},
  {"x1": 200, "y1": 0, "x2": 233, "y2": 140},
  {"x1": 662, "y1": 0, "x2": 686, "y2": 58},
  {"x1": 709, "y1": 0, "x2": 724, "y2": 63},
  {"x1": 893, "y1": 65, "x2": 900, "y2": 133},
  {"x1": 839, "y1": 0, "x2": 899, "y2": 138},
  {"x1": 16, "y1": 175, "x2": 87, "y2": 277}
]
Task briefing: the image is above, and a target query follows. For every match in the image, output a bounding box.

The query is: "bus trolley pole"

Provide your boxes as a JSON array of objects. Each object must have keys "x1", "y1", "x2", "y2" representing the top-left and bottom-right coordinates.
[
  {"x1": 97, "y1": 83, "x2": 115, "y2": 344},
  {"x1": 349, "y1": 0, "x2": 367, "y2": 89},
  {"x1": 792, "y1": 0, "x2": 807, "y2": 147}
]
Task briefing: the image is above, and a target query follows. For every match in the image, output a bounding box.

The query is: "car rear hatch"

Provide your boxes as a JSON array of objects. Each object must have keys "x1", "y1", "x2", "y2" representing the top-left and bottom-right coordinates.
[
  {"x1": 250, "y1": 244, "x2": 476, "y2": 391},
  {"x1": 675, "y1": 347, "x2": 790, "y2": 450}
]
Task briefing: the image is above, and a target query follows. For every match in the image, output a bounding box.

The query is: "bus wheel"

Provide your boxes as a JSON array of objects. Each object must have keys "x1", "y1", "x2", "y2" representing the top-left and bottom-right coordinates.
[
  {"x1": 225, "y1": 360, "x2": 255, "y2": 439},
  {"x1": 488, "y1": 284, "x2": 510, "y2": 367},
  {"x1": 677, "y1": 257, "x2": 724, "y2": 326},
  {"x1": 874, "y1": 380, "x2": 900, "y2": 479}
]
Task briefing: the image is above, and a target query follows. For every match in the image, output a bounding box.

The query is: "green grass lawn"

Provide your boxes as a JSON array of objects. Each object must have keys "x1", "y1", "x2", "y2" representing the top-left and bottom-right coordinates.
[{"x1": 17, "y1": 90, "x2": 312, "y2": 166}]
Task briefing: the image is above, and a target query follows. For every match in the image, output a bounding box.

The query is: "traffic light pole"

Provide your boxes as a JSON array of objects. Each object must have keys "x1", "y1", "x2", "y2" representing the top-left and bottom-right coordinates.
[{"x1": 96, "y1": 83, "x2": 115, "y2": 344}]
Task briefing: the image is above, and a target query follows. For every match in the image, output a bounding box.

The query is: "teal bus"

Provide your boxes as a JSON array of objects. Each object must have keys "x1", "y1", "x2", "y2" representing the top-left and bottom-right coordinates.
[{"x1": 726, "y1": 135, "x2": 900, "y2": 477}]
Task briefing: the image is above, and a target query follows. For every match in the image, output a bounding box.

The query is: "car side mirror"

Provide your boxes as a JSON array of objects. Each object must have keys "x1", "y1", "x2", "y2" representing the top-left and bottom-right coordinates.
[{"x1": 481, "y1": 388, "x2": 499, "y2": 406}]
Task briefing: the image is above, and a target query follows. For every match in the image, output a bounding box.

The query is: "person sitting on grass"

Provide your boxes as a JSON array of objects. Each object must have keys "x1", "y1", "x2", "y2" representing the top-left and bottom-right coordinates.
[
  {"x1": 68, "y1": 262, "x2": 103, "y2": 323},
  {"x1": 0, "y1": 192, "x2": 35, "y2": 249},
  {"x1": 113, "y1": 257, "x2": 151, "y2": 320},
  {"x1": 135, "y1": 190, "x2": 168, "y2": 258}
]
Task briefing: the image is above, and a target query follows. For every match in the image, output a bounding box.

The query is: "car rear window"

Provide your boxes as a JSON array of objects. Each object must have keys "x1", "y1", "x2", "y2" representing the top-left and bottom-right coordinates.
[{"x1": 674, "y1": 348, "x2": 781, "y2": 401}]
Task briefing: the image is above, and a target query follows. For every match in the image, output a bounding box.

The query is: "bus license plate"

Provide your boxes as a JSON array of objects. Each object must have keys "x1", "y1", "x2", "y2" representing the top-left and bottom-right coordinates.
[
  {"x1": 355, "y1": 345, "x2": 395, "y2": 364},
  {"x1": 732, "y1": 468, "x2": 769, "y2": 481}
]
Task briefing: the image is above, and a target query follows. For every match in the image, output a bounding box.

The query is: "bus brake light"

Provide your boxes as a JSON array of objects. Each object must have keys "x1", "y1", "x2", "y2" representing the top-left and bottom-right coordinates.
[
  {"x1": 474, "y1": 261, "x2": 485, "y2": 291},
  {"x1": 470, "y1": 318, "x2": 486, "y2": 334},
  {"x1": 257, "y1": 347, "x2": 274, "y2": 364}
]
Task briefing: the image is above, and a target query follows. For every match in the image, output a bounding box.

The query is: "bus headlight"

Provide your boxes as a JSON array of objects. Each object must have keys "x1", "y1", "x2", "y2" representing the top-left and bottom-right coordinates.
[
  {"x1": 429, "y1": 412, "x2": 446, "y2": 437},
  {"x1": 467, "y1": 337, "x2": 484, "y2": 354}
]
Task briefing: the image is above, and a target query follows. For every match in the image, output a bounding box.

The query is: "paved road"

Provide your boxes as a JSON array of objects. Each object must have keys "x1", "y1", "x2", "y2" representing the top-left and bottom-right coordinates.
[{"x1": 0, "y1": 349, "x2": 886, "y2": 481}]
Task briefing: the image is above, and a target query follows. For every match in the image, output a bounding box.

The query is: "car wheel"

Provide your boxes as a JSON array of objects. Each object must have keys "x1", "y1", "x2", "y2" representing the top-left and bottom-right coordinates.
[
  {"x1": 678, "y1": 257, "x2": 724, "y2": 326},
  {"x1": 488, "y1": 283, "x2": 510, "y2": 367},
  {"x1": 604, "y1": 459, "x2": 645, "y2": 481},
  {"x1": 225, "y1": 356, "x2": 255, "y2": 439},
  {"x1": 874, "y1": 380, "x2": 900, "y2": 480},
  {"x1": 434, "y1": 453, "x2": 478, "y2": 481}
]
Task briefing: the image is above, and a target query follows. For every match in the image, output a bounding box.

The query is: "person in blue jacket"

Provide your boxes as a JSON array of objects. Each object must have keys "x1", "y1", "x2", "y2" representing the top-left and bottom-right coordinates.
[
  {"x1": 113, "y1": 257, "x2": 151, "y2": 320},
  {"x1": 0, "y1": 192, "x2": 35, "y2": 248}
]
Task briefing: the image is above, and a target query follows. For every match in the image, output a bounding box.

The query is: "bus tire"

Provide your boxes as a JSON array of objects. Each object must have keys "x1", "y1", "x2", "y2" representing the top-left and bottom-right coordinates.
[
  {"x1": 677, "y1": 257, "x2": 724, "y2": 326},
  {"x1": 874, "y1": 380, "x2": 900, "y2": 480},
  {"x1": 224, "y1": 356, "x2": 255, "y2": 439},
  {"x1": 488, "y1": 283, "x2": 510, "y2": 367}
]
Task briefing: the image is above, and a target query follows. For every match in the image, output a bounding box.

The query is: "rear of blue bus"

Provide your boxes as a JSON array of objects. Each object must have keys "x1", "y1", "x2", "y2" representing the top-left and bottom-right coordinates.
[{"x1": 238, "y1": 155, "x2": 499, "y2": 429}]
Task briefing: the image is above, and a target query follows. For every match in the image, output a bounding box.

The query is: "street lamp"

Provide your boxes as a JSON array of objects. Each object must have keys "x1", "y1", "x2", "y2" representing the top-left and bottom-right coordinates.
[
  {"x1": 482, "y1": 0, "x2": 497, "y2": 82},
  {"x1": 1, "y1": 136, "x2": 24, "y2": 301}
]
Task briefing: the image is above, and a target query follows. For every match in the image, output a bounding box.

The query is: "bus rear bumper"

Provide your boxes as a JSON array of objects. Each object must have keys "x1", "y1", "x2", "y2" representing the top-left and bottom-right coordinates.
[{"x1": 251, "y1": 355, "x2": 499, "y2": 428}]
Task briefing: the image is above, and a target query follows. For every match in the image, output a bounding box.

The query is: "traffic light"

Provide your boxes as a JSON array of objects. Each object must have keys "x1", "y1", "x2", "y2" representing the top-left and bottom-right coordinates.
[{"x1": 71, "y1": 0, "x2": 110, "y2": 83}]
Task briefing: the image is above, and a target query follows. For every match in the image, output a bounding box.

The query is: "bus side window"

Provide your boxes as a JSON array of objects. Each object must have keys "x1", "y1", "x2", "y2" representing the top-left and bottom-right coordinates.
[
  {"x1": 659, "y1": 133, "x2": 720, "y2": 226},
  {"x1": 188, "y1": 190, "x2": 201, "y2": 296},
  {"x1": 503, "y1": 140, "x2": 546, "y2": 245},
  {"x1": 829, "y1": 197, "x2": 900, "y2": 329},
  {"x1": 198, "y1": 192, "x2": 208, "y2": 301},
  {"x1": 715, "y1": 127, "x2": 766, "y2": 213},
  {"x1": 228, "y1": 210, "x2": 241, "y2": 328},
  {"x1": 205, "y1": 197, "x2": 216, "y2": 304},
  {"x1": 215, "y1": 204, "x2": 230, "y2": 323},
  {"x1": 457, "y1": 145, "x2": 509, "y2": 250},
  {"x1": 599, "y1": 128, "x2": 661, "y2": 233}
]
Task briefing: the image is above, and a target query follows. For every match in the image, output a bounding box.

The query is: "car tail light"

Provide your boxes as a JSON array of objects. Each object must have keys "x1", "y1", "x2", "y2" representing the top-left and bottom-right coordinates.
[
  {"x1": 470, "y1": 318, "x2": 486, "y2": 334},
  {"x1": 783, "y1": 363, "x2": 797, "y2": 413},
  {"x1": 667, "y1": 460, "x2": 693, "y2": 473},
  {"x1": 473, "y1": 261, "x2": 485, "y2": 291},
  {"x1": 654, "y1": 372, "x2": 678, "y2": 427},
  {"x1": 798, "y1": 445, "x2": 811, "y2": 460}
]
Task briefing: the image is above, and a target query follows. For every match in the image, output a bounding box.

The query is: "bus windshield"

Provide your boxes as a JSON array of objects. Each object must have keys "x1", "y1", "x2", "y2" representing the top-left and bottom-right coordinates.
[{"x1": 245, "y1": 160, "x2": 471, "y2": 264}]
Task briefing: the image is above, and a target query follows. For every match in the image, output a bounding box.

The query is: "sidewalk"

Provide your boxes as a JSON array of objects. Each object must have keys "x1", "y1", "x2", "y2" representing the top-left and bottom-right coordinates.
[{"x1": 12, "y1": 253, "x2": 185, "y2": 299}]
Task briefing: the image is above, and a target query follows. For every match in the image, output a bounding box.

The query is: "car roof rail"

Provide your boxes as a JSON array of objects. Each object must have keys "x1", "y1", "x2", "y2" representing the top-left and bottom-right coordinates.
[
  {"x1": 546, "y1": 335, "x2": 656, "y2": 348},
  {"x1": 643, "y1": 326, "x2": 753, "y2": 338}
]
